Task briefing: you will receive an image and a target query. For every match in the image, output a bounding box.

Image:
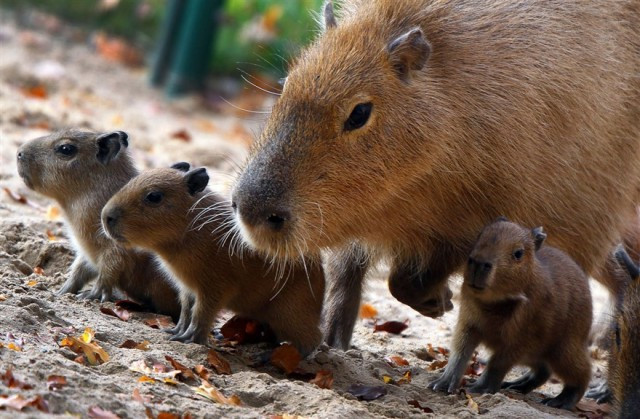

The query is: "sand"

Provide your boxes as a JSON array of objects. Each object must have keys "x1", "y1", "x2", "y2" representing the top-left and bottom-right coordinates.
[{"x1": 0, "y1": 15, "x2": 611, "y2": 419}]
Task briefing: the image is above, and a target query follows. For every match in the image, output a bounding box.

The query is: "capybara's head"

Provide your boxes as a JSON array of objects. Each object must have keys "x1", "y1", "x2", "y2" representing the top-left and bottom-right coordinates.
[
  {"x1": 464, "y1": 218, "x2": 547, "y2": 299},
  {"x1": 101, "y1": 163, "x2": 209, "y2": 249},
  {"x1": 609, "y1": 248, "x2": 640, "y2": 416},
  {"x1": 16, "y1": 130, "x2": 130, "y2": 200},
  {"x1": 231, "y1": 2, "x2": 435, "y2": 257}
]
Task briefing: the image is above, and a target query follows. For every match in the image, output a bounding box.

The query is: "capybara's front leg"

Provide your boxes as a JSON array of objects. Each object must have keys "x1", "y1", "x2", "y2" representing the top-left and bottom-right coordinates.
[{"x1": 323, "y1": 242, "x2": 369, "y2": 350}]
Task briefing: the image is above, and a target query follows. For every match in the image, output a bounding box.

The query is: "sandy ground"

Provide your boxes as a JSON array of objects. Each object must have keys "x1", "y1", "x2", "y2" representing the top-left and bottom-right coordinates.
[{"x1": 0, "y1": 15, "x2": 613, "y2": 419}]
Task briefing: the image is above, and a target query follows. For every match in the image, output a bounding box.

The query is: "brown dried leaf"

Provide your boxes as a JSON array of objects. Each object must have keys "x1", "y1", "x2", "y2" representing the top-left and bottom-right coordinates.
[
  {"x1": 88, "y1": 405, "x2": 121, "y2": 419},
  {"x1": 207, "y1": 349, "x2": 231, "y2": 375},
  {"x1": 373, "y1": 320, "x2": 409, "y2": 334},
  {"x1": 428, "y1": 359, "x2": 448, "y2": 371},
  {"x1": 465, "y1": 352, "x2": 485, "y2": 376},
  {"x1": 0, "y1": 394, "x2": 49, "y2": 412},
  {"x1": 143, "y1": 315, "x2": 172, "y2": 329},
  {"x1": 0, "y1": 294, "x2": 6, "y2": 301},
  {"x1": 220, "y1": 316, "x2": 267, "y2": 344},
  {"x1": 359, "y1": 303, "x2": 378, "y2": 319},
  {"x1": 94, "y1": 32, "x2": 143, "y2": 67},
  {"x1": 386, "y1": 355, "x2": 409, "y2": 367},
  {"x1": 576, "y1": 399, "x2": 611, "y2": 419},
  {"x1": 33, "y1": 267, "x2": 45, "y2": 275},
  {"x1": 397, "y1": 370, "x2": 412, "y2": 384},
  {"x1": 194, "y1": 365, "x2": 210, "y2": 381},
  {"x1": 165, "y1": 356, "x2": 197, "y2": 382},
  {"x1": 46, "y1": 375, "x2": 67, "y2": 391},
  {"x1": 194, "y1": 380, "x2": 241, "y2": 406},
  {"x1": 138, "y1": 376, "x2": 156, "y2": 384},
  {"x1": 100, "y1": 305, "x2": 130, "y2": 321},
  {"x1": 270, "y1": 344, "x2": 301, "y2": 374},
  {"x1": 170, "y1": 129, "x2": 192, "y2": 142},
  {"x1": 157, "y1": 413, "x2": 181, "y2": 419},
  {"x1": 132, "y1": 388, "x2": 150, "y2": 404},
  {"x1": 408, "y1": 400, "x2": 434, "y2": 414},
  {"x1": 310, "y1": 370, "x2": 333, "y2": 389},
  {"x1": 60, "y1": 331, "x2": 109, "y2": 365},
  {"x1": 21, "y1": 84, "x2": 48, "y2": 99},
  {"x1": 1, "y1": 370, "x2": 34, "y2": 389},
  {"x1": 119, "y1": 340, "x2": 149, "y2": 350}
]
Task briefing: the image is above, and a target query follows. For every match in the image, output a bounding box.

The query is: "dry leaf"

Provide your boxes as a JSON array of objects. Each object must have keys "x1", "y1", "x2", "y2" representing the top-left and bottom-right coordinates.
[
  {"x1": 465, "y1": 352, "x2": 485, "y2": 376},
  {"x1": 46, "y1": 375, "x2": 67, "y2": 391},
  {"x1": 157, "y1": 413, "x2": 181, "y2": 419},
  {"x1": 60, "y1": 328, "x2": 109, "y2": 365},
  {"x1": 346, "y1": 384, "x2": 387, "y2": 401},
  {"x1": 46, "y1": 230, "x2": 57, "y2": 241},
  {"x1": 0, "y1": 394, "x2": 49, "y2": 412},
  {"x1": 170, "y1": 129, "x2": 192, "y2": 142},
  {"x1": 220, "y1": 316, "x2": 270, "y2": 343},
  {"x1": 466, "y1": 393, "x2": 479, "y2": 414},
  {"x1": 33, "y1": 266, "x2": 45, "y2": 275},
  {"x1": 207, "y1": 349, "x2": 231, "y2": 375},
  {"x1": 94, "y1": 32, "x2": 143, "y2": 67},
  {"x1": 2, "y1": 370, "x2": 33, "y2": 389},
  {"x1": 194, "y1": 381, "x2": 241, "y2": 406},
  {"x1": 88, "y1": 405, "x2": 120, "y2": 419},
  {"x1": 130, "y1": 360, "x2": 153, "y2": 375},
  {"x1": 163, "y1": 377, "x2": 179, "y2": 385},
  {"x1": 576, "y1": 399, "x2": 611, "y2": 419},
  {"x1": 21, "y1": 84, "x2": 48, "y2": 99},
  {"x1": 373, "y1": 320, "x2": 409, "y2": 334},
  {"x1": 45, "y1": 205, "x2": 60, "y2": 220},
  {"x1": 385, "y1": 355, "x2": 409, "y2": 367},
  {"x1": 7, "y1": 342, "x2": 22, "y2": 351},
  {"x1": 310, "y1": 370, "x2": 333, "y2": 389},
  {"x1": 165, "y1": 356, "x2": 197, "y2": 382},
  {"x1": 138, "y1": 375, "x2": 156, "y2": 384},
  {"x1": 359, "y1": 303, "x2": 378, "y2": 319},
  {"x1": 382, "y1": 375, "x2": 393, "y2": 384},
  {"x1": 194, "y1": 365, "x2": 210, "y2": 381},
  {"x1": 119, "y1": 340, "x2": 149, "y2": 350},
  {"x1": 143, "y1": 315, "x2": 172, "y2": 329},
  {"x1": 428, "y1": 359, "x2": 448, "y2": 371},
  {"x1": 0, "y1": 294, "x2": 6, "y2": 301},
  {"x1": 398, "y1": 370, "x2": 412, "y2": 384},
  {"x1": 408, "y1": 400, "x2": 434, "y2": 414},
  {"x1": 132, "y1": 388, "x2": 150, "y2": 403},
  {"x1": 100, "y1": 306, "x2": 130, "y2": 321},
  {"x1": 271, "y1": 344, "x2": 301, "y2": 374},
  {"x1": 3, "y1": 187, "x2": 40, "y2": 209}
]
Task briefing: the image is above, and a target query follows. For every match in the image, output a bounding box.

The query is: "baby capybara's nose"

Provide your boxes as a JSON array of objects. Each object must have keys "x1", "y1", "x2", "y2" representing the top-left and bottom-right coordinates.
[
  {"x1": 467, "y1": 257, "x2": 493, "y2": 290},
  {"x1": 102, "y1": 206, "x2": 123, "y2": 234}
]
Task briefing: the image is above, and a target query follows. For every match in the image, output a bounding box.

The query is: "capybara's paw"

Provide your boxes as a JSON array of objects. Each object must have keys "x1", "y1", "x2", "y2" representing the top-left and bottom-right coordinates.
[
  {"x1": 428, "y1": 374, "x2": 459, "y2": 394},
  {"x1": 542, "y1": 396, "x2": 576, "y2": 410},
  {"x1": 585, "y1": 382, "x2": 612, "y2": 404},
  {"x1": 467, "y1": 380, "x2": 499, "y2": 394}
]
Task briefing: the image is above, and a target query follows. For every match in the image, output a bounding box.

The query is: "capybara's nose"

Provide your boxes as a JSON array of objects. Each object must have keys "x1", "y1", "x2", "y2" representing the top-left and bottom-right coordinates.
[
  {"x1": 232, "y1": 177, "x2": 290, "y2": 232},
  {"x1": 17, "y1": 151, "x2": 24, "y2": 161},
  {"x1": 234, "y1": 198, "x2": 290, "y2": 232},
  {"x1": 467, "y1": 257, "x2": 493, "y2": 289}
]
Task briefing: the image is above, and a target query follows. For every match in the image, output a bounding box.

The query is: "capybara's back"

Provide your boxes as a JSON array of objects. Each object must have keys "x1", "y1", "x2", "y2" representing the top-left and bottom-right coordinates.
[{"x1": 233, "y1": 0, "x2": 640, "y2": 278}]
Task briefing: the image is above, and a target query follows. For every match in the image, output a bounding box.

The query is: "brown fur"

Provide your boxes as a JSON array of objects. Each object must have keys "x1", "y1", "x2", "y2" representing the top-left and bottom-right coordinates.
[
  {"x1": 609, "y1": 248, "x2": 640, "y2": 418},
  {"x1": 16, "y1": 130, "x2": 180, "y2": 319},
  {"x1": 231, "y1": 0, "x2": 640, "y2": 349},
  {"x1": 101, "y1": 166, "x2": 325, "y2": 354},
  {"x1": 429, "y1": 220, "x2": 592, "y2": 410}
]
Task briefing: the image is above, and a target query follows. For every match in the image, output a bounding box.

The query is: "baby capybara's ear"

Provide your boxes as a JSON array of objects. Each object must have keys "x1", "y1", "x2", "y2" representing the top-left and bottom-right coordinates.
[
  {"x1": 96, "y1": 131, "x2": 128, "y2": 164},
  {"x1": 531, "y1": 226, "x2": 547, "y2": 251},
  {"x1": 171, "y1": 162, "x2": 190, "y2": 172},
  {"x1": 615, "y1": 246, "x2": 640, "y2": 281},
  {"x1": 185, "y1": 168, "x2": 209, "y2": 196}
]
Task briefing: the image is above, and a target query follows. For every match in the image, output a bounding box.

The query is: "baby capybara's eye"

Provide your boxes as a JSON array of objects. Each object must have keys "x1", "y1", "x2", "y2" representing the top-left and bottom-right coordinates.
[
  {"x1": 55, "y1": 143, "x2": 77, "y2": 157},
  {"x1": 144, "y1": 191, "x2": 164, "y2": 205},
  {"x1": 344, "y1": 102, "x2": 373, "y2": 131},
  {"x1": 512, "y1": 249, "x2": 524, "y2": 260}
]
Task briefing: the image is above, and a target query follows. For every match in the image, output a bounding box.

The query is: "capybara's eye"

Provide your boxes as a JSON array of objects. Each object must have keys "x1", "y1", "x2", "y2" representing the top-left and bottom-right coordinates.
[
  {"x1": 144, "y1": 191, "x2": 164, "y2": 205},
  {"x1": 344, "y1": 102, "x2": 373, "y2": 131},
  {"x1": 55, "y1": 143, "x2": 77, "y2": 157},
  {"x1": 513, "y1": 249, "x2": 524, "y2": 261}
]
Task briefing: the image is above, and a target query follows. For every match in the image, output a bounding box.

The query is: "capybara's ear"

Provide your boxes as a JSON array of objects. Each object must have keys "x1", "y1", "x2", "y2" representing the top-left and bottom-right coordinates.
[
  {"x1": 387, "y1": 27, "x2": 431, "y2": 81},
  {"x1": 531, "y1": 226, "x2": 547, "y2": 251},
  {"x1": 615, "y1": 246, "x2": 640, "y2": 281},
  {"x1": 185, "y1": 168, "x2": 209, "y2": 196},
  {"x1": 96, "y1": 131, "x2": 128, "y2": 164},
  {"x1": 323, "y1": 1, "x2": 337, "y2": 30},
  {"x1": 171, "y1": 162, "x2": 191, "y2": 172},
  {"x1": 494, "y1": 216, "x2": 509, "y2": 224}
]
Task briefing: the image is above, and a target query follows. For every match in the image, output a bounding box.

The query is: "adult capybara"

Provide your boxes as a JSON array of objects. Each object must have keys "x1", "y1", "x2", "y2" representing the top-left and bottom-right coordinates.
[
  {"x1": 429, "y1": 219, "x2": 592, "y2": 410},
  {"x1": 231, "y1": 0, "x2": 640, "y2": 349}
]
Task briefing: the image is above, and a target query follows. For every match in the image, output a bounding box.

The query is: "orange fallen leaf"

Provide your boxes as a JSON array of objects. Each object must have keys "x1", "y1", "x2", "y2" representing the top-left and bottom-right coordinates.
[
  {"x1": 60, "y1": 328, "x2": 109, "y2": 365},
  {"x1": 94, "y1": 32, "x2": 143, "y2": 67},
  {"x1": 373, "y1": 320, "x2": 409, "y2": 334},
  {"x1": 359, "y1": 303, "x2": 378, "y2": 319},
  {"x1": 100, "y1": 305, "x2": 130, "y2": 321},
  {"x1": 138, "y1": 375, "x2": 156, "y2": 384},
  {"x1": 165, "y1": 356, "x2": 197, "y2": 382},
  {"x1": 157, "y1": 413, "x2": 181, "y2": 419},
  {"x1": 386, "y1": 355, "x2": 409, "y2": 367},
  {"x1": 170, "y1": 129, "x2": 192, "y2": 142},
  {"x1": 119, "y1": 340, "x2": 149, "y2": 350},
  {"x1": 45, "y1": 205, "x2": 60, "y2": 220},
  {"x1": 21, "y1": 84, "x2": 48, "y2": 99},
  {"x1": 46, "y1": 230, "x2": 57, "y2": 241},
  {"x1": 88, "y1": 405, "x2": 120, "y2": 418},
  {"x1": 26, "y1": 279, "x2": 38, "y2": 287},
  {"x1": 143, "y1": 315, "x2": 172, "y2": 329},
  {"x1": 466, "y1": 393, "x2": 479, "y2": 413},
  {"x1": 194, "y1": 365, "x2": 210, "y2": 381},
  {"x1": 270, "y1": 343, "x2": 301, "y2": 374},
  {"x1": 398, "y1": 370, "x2": 412, "y2": 384},
  {"x1": 163, "y1": 377, "x2": 179, "y2": 386},
  {"x1": 2, "y1": 370, "x2": 33, "y2": 389},
  {"x1": 194, "y1": 381, "x2": 241, "y2": 406},
  {"x1": 7, "y1": 342, "x2": 22, "y2": 351},
  {"x1": 74, "y1": 355, "x2": 85, "y2": 364},
  {"x1": 33, "y1": 267, "x2": 44, "y2": 275},
  {"x1": 428, "y1": 359, "x2": 448, "y2": 371},
  {"x1": 310, "y1": 370, "x2": 333, "y2": 389},
  {"x1": 408, "y1": 400, "x2": 434, "y2": 414},
  {"x1": 207, "y1": 349, "x2": 231, "y2": 375},
  {"x1": 46, "y1": 375, "x2": 67, "y2": 391},
  {"x1": 0, "y1": 394, "x2": 49, "y2": 412}
]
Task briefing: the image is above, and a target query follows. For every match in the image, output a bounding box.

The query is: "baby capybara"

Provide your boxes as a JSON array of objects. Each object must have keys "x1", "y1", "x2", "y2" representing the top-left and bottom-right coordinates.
[
  {"x1": 101, "y1": 164, "x2": 325, "y2": 354},
  {"x1": 609, "y1": 248, "x2": 640, "y2": 418},
  {"x1": 429, "y1": 218, "x2": 592, "y2": 410}
]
